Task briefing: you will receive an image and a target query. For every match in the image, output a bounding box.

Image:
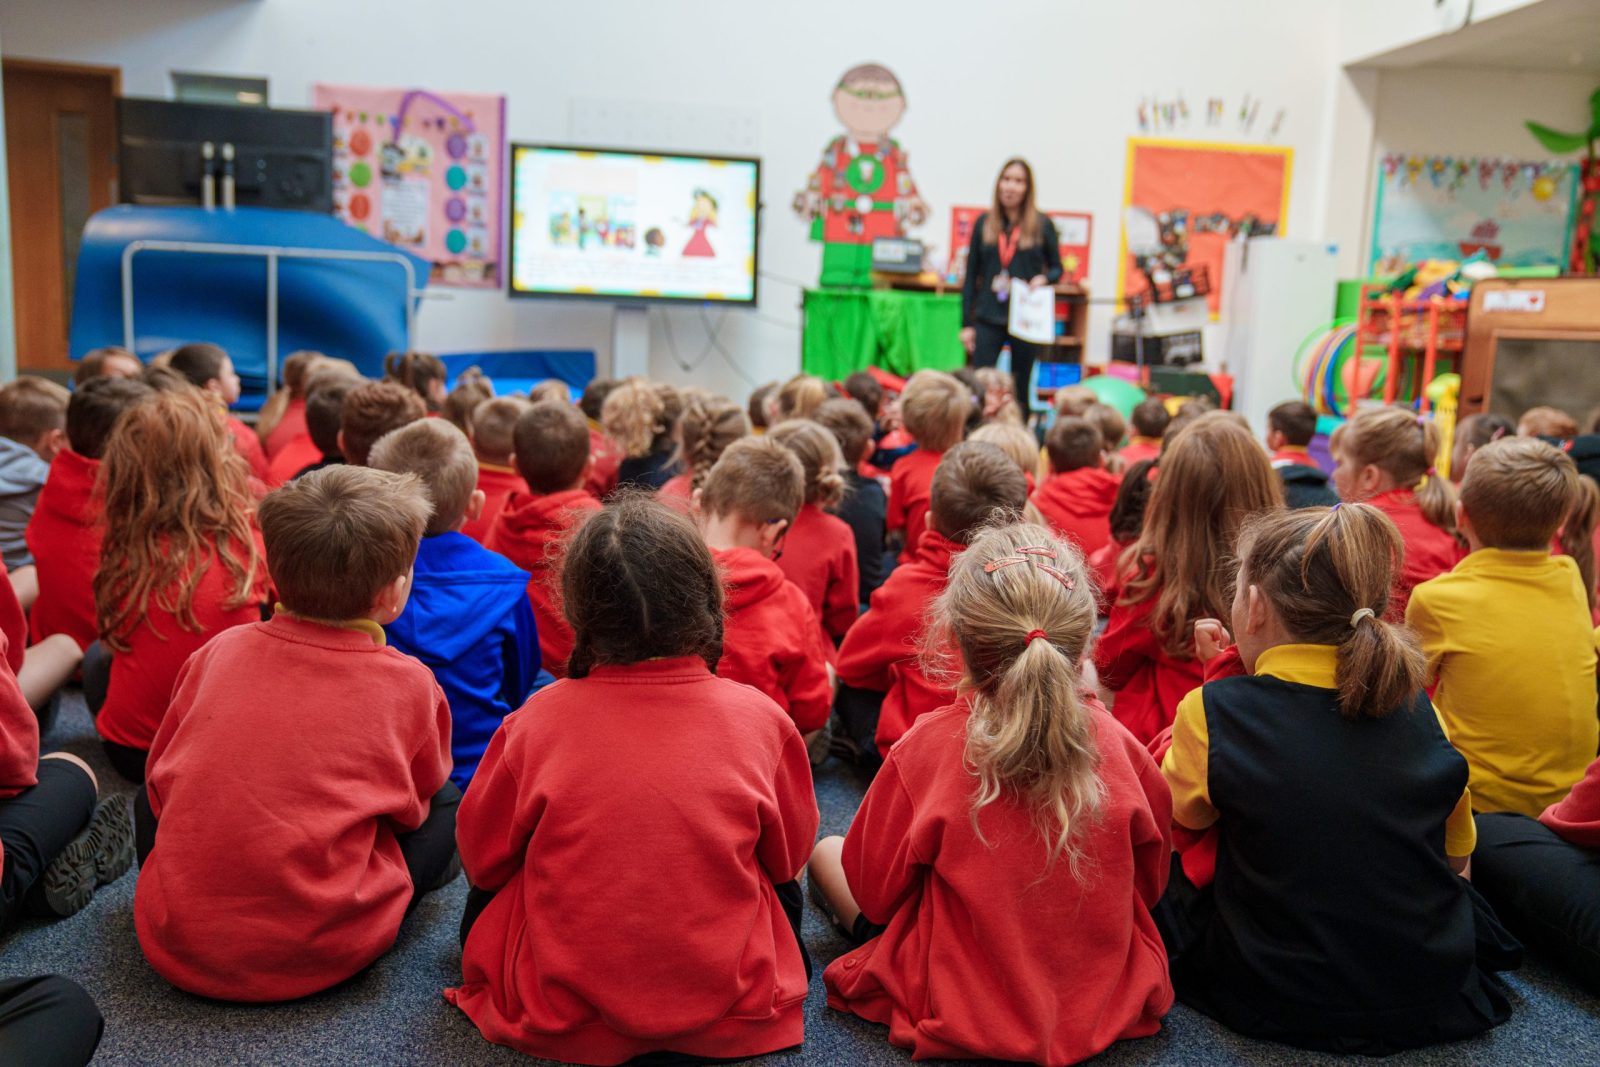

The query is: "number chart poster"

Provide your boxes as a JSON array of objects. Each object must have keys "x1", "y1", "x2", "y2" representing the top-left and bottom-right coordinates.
[
  {"x1": 313, "y1": 84, "x2": 506, "y2": 288},
  {"x1": 1119, "y1": 138, "x2": 1292, "y2": 316}
]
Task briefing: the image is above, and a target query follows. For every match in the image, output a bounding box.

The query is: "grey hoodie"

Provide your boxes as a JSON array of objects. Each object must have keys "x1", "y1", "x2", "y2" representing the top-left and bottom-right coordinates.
[{"x1": 0, "y1": 436, "x2": 49, "y2": 570}]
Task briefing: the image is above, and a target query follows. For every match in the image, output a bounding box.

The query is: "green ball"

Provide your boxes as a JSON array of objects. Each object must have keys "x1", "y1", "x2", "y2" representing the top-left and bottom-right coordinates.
[{"x1": 1081, "y1": 375, "x2": 1147, "y2": 418}]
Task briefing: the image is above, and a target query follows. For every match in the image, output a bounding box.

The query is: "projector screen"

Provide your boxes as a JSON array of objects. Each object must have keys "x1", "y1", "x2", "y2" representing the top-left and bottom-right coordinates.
[{"x1": 508, "y1": 144, "x2": 760, "y2": 305}]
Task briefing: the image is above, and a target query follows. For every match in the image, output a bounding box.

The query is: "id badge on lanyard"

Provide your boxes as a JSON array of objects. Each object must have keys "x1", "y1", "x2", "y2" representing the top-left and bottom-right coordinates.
[{"x1": 993, "y1": 227, "x2": 1019, "y2": 302}]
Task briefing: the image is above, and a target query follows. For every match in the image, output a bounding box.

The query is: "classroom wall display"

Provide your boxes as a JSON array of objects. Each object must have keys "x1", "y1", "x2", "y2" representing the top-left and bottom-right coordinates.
[
  {"x1": 1368, "y1": 155, "x2": 1580, "y2": 273},
  {"x1": 312, "y1": 84, "x2": 506, "y2": 288},
  {"x1": 1118, "y1": 138, "x2": 1292, "y2": 316},
  {"x1": 947, "y1": 206, "x2": 1093, "y2": 285}
]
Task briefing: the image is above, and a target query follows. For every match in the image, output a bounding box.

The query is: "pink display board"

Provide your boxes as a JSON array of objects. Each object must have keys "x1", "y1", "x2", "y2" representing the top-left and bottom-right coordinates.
[{"x1": 313, "y1": 83, "x2": 506, "y2": 288}]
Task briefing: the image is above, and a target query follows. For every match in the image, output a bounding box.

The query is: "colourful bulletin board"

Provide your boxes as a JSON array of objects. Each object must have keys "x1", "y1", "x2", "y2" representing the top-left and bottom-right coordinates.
[
  {"x1": 1118, "y1": 138, "x2": 1293, "y2": 315},
  {"x1": 313, "y1": 84, "x2": 506, "y2": 288},
  {"x1": 1368, "y1": 155, "x2": 1579, "y2": 273},
  {"x1": 948, "y1": 205, "x2": 1094, "y2": 284}
]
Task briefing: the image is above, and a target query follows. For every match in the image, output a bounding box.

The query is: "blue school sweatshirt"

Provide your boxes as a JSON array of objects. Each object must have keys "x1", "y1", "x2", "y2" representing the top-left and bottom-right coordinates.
[{"x1": 385, "y1": 531, "x2": 552, "y2": 789}]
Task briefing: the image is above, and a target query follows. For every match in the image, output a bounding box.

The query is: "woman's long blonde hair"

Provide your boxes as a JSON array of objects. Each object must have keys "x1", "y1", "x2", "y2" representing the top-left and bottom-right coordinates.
[
  {"x1": 930, "y1": 522, "x2": 1104, "y2": 876},
  {"x1": 94, "y1": 389, "x2": 262, "y2": 650}
]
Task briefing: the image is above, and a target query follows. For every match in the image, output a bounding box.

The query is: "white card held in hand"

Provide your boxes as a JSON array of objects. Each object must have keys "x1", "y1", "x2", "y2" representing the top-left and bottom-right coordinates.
[{"x1": 1006, "y1": 278, "x2": 1056, "y2": 344}]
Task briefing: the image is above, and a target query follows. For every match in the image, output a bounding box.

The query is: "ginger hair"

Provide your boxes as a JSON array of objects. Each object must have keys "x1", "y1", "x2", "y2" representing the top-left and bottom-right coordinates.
[
  {"x1": 1331, "y1": 407, "x2": 1456, "y2": 536},
  {"x1": 675, "y1": 392, "x2": 750, "y2": 492},
  {"x1": 1518, "y1": 405, "x2": 1579, "y2": 439},
  {"x1": 931, "y1": 522, "x2": 1104, "y2": 874},
  {"x1": 93, "y1": 389, "x2": 262, "y2": 650},
  {"x1": 1120, "y1": 412, "x2": 1283, "y2": 657},
  {"x1": 1237, "y1": 504, "x2": 1426, "y2": 720},
  {"x1": 900, "y1": 370, "x2": 971, "y2": 452},
  {"x1": 768, "y1": 419, "x2": 847, "y2": 510},
  {"x1": 340, "y1": 381, "x2": 427, "y2": 467}
]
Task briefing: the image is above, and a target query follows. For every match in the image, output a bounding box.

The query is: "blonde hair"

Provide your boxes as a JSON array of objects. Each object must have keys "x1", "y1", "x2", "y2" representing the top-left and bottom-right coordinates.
[
  {"x1": 675, "y1": 392, "x2": 750, "y2": 491},
  {"x1": 1332, "y1": 407, "x2": 1456, "y2": 535},
  {"x1": 768, "y1": 419, "x2": 847, "y2": 510},
  {"x1": 1053, "y1": 385, "x2": 1097, "y2": 418},
  {"x1": 368, "y1": 418, "x2": 479, "y2": 536},
  {"x1": 973, "y1": 367, "x2": 1022, "y2": 425},
  {"x1": 775, "y1": 374, "x2": 830, "y2": 422},
  {"x1": 900, "y1": 370, "x2": 971, "y2": 452},
  {"x1": 471, "y1": 396, "x2": 532, "y2": 459},
  {"x1": 699, "y1": 435, "x2": 804, "y2": 525},
  {"x1": 529, "y1": 378, "x2": 572, "y2": 405},
  {"x1": 932, "y1": 522, "x2": 1104, "y2": 874},
  {"x1": 970, "y1": 421, "x2": 1042, "y2": 485},
  {"x1": 602, "y1": 378, "x2": 679, "y2": 459}
]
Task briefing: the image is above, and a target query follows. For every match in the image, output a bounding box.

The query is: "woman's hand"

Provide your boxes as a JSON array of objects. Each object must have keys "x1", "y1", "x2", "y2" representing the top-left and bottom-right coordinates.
[
  {"x1": 959, "y1": 326, "x2": 977, "y2": 355},
  {"x1": 1028, "y1": 274, "x2": 1050, "y2": 291},
  {"x1": 1193, "y1": 619, "x2": 1233, "y2": 663}
]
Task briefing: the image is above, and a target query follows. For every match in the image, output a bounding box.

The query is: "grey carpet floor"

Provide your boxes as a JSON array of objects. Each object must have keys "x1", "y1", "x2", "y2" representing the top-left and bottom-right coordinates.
[{"x1": 5, "y1": 689, "x2": 1600, "y2": 1066}]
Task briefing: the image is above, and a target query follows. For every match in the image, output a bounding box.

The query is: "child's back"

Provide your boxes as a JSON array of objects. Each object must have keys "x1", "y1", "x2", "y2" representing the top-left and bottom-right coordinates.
[
  {"x1": 812, "y1": 399, "x2": 889, "y2": 605},
  {"x1": 458, "y1": 396, "x2": 531, "y2": 544},
  {"x1": 769, "y1": 420, "x2": 858, "y2": 643},
  {"x1": 1033, "y1": 417, "x2": 1120, "y2": 556},
  {"x1": 887, "y1": 371, "x2": 968, "y2": 562}
]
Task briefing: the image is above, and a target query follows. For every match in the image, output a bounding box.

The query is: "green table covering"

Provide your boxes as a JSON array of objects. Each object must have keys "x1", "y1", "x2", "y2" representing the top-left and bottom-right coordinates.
[{"x1": 801, "y1": 288, "x2": 968, "y2": 380}]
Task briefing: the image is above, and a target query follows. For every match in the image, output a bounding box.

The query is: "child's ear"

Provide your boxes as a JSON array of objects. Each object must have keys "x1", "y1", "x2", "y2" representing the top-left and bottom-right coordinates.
[
  {"x1": 759, "y1": 517, "x2": 790, "y2": 557},
  {"x1": 369, "y1": 570, "x2": 412, "y2": 624},
  {"x1": 1244, "y1": 584, "x2": 1270, "y2": 637},
  {"x1": 1356, "y1": 462, "x2": 1385, "y2": 498},
  {"x1": 1454, "y1": 499, "x2": 1472, "y2": 538},
  {"x1": 37, "y1": 428, "x2": 67, "y2": 461},
  {"x1": 465, "y1": 489, "x2": 486, "y2": 523},
  {"x1": 690, "y1": 486, "x2": 704, "y2": 517},
  {"x1": 336, "y1": 429, "x2": 348, "y2": 458}
]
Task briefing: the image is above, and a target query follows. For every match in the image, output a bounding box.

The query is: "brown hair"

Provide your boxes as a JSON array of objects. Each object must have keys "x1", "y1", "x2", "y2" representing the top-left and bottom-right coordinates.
[
  {"x1": 255, "y1": 350, "x2": 328, "y2": 447},
  {"x1": 1563, "y1": 475, "x2": 1600, "y2": 613},
  {"x1": 1268, "y1": 400, "x2": 1318, "y2": 446},
  {"x1": 1084, "y1": 404, "x2": 1126, "y2": 453},
  {"x1": 562, "y1": 492, "x2": 724, "y2": 677},
  {"x1": 368, "y1": 418, "x2": 478, "y2": 536},
  {"x1": 1045, "y1": 417, "x2": 1102, "y2": 473},
  {"x1": 67, "y1": 377, "x2": 155, "y2": 459},
  {"x1": 812, "y1": 397, "x2": 874, "y2": 465},
  {"x1": 529, "y1": 379, "x2": 572, "y2": 405},
  {"x1": 1460, "y1": 436, "x2": 1579, "y2": 550},
  {"x1": 776, "y1": 374, "x2": 830, "y2": 422},
  {"x1": 699, "y1": 435, "x2": 804, "y2": 525},
  {"x1": 167, "y1": 343, "x2": 230, "y2": 390},
  {"x1": 340, "y1": 380, "x2": 427, "y2": 467},
  {"x1": 1332, "y1": 407, "x2": 1456, "y2": 535},
  {"x1": 841, "y1": 371, "x2": 883, "y2": 421},
  {"x1": 470, "y1": 396, "x2": 531, "y2": 460},
  {"x1": 932, "y1": 522, "x2": 1104, "y2": 873},
  {"x1": 1238, "y1": 505, "x2": 1426, "y2": 719},
  {"x1": 970, "y1": 421, "x2": 1042, "y2": 485},
  {"x1": 441, "y1": 367, "x2": 494, "y2": 432},
  {"x1": 601, "y1": 378, "x2": 671, "y2": 459},
  {"x1": 1518, "y1": 405, "x2": 1579, "y2": 439},
  {"x1": 304, "y1": 371, "x2": 362, "y2": 458},
  {"x1": 514, "y1": 401, "x2": 591, "y2": 494},
  {"x1": 579, "y1": 378, "x2": 618, "y2": 423},
  {"x1": 0, "y1": 376, "x2": 70, "y2": 443},
  {"x1": 930, "y1": 441, "x2": 1028, "y2": 543},
  {"x1": 73, "y1": 346, "x2": 141, "y2": 387},
  {"x1": 1120, "y1": 413, "x2": 1283, "y2": 656},
  {"x1": 747, "y1": 382, "x2": 778, "y2": 431},
  {"x1": 981, "y1": 157, "x2": 1043, "y2": 250},
  {"x1": 94, "y1": 390, "x2": 262, "y2": 650},
  {"x1": 768, "y1": 419, "x2": 847, "y2": 510},
  {"x1": 900, "y1": 370, "x2": 971, "y2": 452},
  {"x1": 675, "y1": 392, "x2": 750, "y2": 491},
  {"x1": 1452, "y1": 412, "x2": 1515, "y2": 479},
  {"x1": 1108, "y1": 458, "x2": 1158, "y2": 544},
  {"x1": 1130, "y1": 398, "x2": 1170, "y2": 440},
  {"x1": 258, "y1": 465, "x2": 430, "y2": 620},
  {"x1": 384, "y1": 350, "x2": 448, "y2": 410}
]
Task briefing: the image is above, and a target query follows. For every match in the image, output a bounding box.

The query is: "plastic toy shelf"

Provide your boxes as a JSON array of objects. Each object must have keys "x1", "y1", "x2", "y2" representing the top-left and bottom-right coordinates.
[{"x1": 1355, "y1": 286, "x2": 1469, "y2": 412}]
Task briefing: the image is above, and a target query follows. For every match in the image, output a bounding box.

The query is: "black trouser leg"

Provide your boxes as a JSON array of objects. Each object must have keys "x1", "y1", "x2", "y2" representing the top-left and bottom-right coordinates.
[
  {"x1": 132, "y1": 788, "x2": 157, "y2": 868},
  {"x1": 460, "y1": 884, "x2": 495, "y2": 948},
  {"x1": 833, "y1": 684, "x2": 885, "y2": 771},
  {"x1": 396, "y1": 782, "x2": 460, "y2": 906},
  {"x1": 970, "y1": 321, "x2": 1008, "y2": 369},
  {"x1": 0, "y1": 760, "x2": 96, "y2": 931},
  {"x1": 1008, "y1": 337, "x2": 1043, "y2": 415},
  {"x1": 100, "y1": 742, "x2": 147, "y2": 784},
  {"x1": 0, "y1": 975, "x2": 103, "y2": 1067},
  {"x1": 1473, "y1": 811, "x2": 1600, "y2": 993},
  {"x1": 772, "y1": 878, "x2": 812, "y2": 981},
  {"x1": 80, "y1": 642, "x2": 110, "y2": 717}
]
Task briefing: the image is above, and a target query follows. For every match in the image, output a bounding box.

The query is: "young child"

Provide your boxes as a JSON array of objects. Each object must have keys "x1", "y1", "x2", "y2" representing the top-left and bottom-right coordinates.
[
  {"x1": 384, "y1": 350, "x2": 449, "y2": 413},
  {"x1": 1519, "y1": 405, "x2": 1579, "y2": 439},
  {"x1": 339, "y1": 380, "x2": 426, "y2": 467},
  {"x1": 458, "y1": 396, "x2": 531, "y2": 543},
  {"x1": 72, "y1": 345, "x2": 142, "y2": 386},
  {"x1": 812, "y1": 523, "x2": 1173, "y2": 1064},
  {"x1": 838, "y1": 442, "x2": 1027, "y2": 761},
  {"x1": 28, "y1": 377, "x2": 155, "y2": 651},
  {"x1": 1092, "y1": 458, "x2": 1159, "y2": 605},
  {"x1": 747, "y1": 380, "x2": 779, "y2": 434},
  {"x1": 1158, "y1": 504, "x2": 1517, "y2": 1053},
  {"x1": 89, "y1": 390, "x2": 269, "y2": 781},
  {"x1": 135, "y1": 465, "x2": 458, "y2": 1002},
  {"x1": 1450, "y1": 412, "x2": 1515, "y2": 482},
  {"x1": 371, "y1": 420, "x2": 549, "y2": 789},
  {"x1": 1033, "y1": 416, "x2": 1120, "y2": 557},
  {"x1": 255, "y1": 349, "x2": 324, "y2": 459},
  {"x1": 441, "y1": 367, "x2": 494, "y2": 433},
  {"x1": 528, "y1": 378, "x2": 570, "y2": 405},
  {"x1": 167, "y1": 342, "x2": 270, "y2": 482},
  {"x1": 775, "y1": 373, "x2": 829, "y2": 422},
  {"x1": 604, "y1": 379, "x2": 682, "y2": 491},
  {"x1": 1407, "y1": 437, "x2": 1598, "y2": 816},
  {"x1": 697, "y1": 438, "x2": 833, "y2": 737},
  {"x1": 1085, "y1": 402, "x2": 1128, "y2": 472},
  {"x1": 970, "y1": 421, "x2": 1042, "y2": 494},
  {"x1": 486, "y1": 401, "x2": 602, "y2": 677},
  {"x1": 887, "y1": 370, "x2": 969, "y2": 564},
  {"x1": 1331, "y1": 407, "x2": 1462, "y2": 616},
  {"x1": 283, "y1": 370, "x2": 360, "y2": 480},
  {"x1": 813, "y1": 398, "x2": 888, "y2": 606},
  {"x1": 1121, "y1": 397, "x2": 1169, "y2": 466},
  {"x1": 0, "y1": 377, "x2": 68, "y2": 576},
  {"x1": 768, "y1": 420, "x2": 859, "y2": 644},
  {"x1": 841, "y1": 370, "x2": 883, "y2": 428},
  {"x1": 448, "y1": 494, "x2": 817, "y2": 1062},
  {"x1": 1097, "y1": 414, "x2": 1282, "y2": 743},
  {"x1": 578, "y1": 378, "x2": 623, "y2": 499},
  {"x1": 1267, "y1": 399, "x2": 1338, "y2": 508},
  {"x1": 659, "y1": 392, "x2": 749, "y2": 503}
]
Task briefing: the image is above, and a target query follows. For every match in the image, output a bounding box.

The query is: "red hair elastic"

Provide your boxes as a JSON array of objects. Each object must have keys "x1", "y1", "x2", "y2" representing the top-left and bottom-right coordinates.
[{"x1": 1026, "y1": 629, "x2": 1048, "y2": 644}]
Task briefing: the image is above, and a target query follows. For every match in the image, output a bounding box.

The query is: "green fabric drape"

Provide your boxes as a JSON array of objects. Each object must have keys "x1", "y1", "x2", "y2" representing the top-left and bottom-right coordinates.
[{"x1": 801, "y1": 289, "x2": 966, "y2": 380}]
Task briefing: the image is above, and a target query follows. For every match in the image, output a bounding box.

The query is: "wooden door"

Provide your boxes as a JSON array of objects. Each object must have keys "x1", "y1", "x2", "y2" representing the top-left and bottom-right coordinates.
[{"x1": 3, "y1": 59, "x2": 120, "y2": 372}]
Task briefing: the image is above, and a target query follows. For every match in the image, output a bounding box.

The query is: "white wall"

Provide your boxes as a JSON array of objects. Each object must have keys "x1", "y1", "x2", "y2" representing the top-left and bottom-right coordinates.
[{"x1": 0, "y1": 0, "x2": 1351, "y2": 398}]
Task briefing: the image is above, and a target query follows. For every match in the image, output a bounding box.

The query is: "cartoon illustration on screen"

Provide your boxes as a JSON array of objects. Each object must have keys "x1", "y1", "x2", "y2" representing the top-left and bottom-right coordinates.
[{"x1": 683, "y1": 189, "x2": 718, "y2": 258}]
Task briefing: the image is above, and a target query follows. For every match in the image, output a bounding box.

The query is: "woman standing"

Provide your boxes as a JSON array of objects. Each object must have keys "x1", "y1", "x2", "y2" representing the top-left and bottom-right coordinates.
[{"x1": 960, "y1": 159, "x2": 1063, "y2": 413}]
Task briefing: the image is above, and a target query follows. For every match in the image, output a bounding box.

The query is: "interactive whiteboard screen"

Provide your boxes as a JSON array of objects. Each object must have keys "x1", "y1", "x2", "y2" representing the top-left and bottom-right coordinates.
[{"x1": 509, "y1": 144, "x2": 760, "y2": 304}]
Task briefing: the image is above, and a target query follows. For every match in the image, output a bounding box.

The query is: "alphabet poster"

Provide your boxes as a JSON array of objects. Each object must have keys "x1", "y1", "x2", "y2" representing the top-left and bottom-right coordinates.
[{"x1": 313, "y1": 83, "x2": 506, "y2": 288}]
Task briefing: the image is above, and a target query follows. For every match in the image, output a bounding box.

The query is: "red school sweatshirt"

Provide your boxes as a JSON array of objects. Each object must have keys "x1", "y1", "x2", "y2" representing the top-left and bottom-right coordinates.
[
  {"x1": 584, "y1": 423, "x2": 623, "y2": 501},
  {"x1": 825, "y1": 701, "x2": 1173, "y2": 1065},
  {"x1": 0, "y1": 559, "x2": 25, "y2": 675},
  {"x1": 226, "y1": 415, "x2": 271, "y2": 483},
  {"x1": 459, "y1": 463, "x2": 526, "y2": 545},
  {"x1": 95, "y1": 535, "x2": 268, "y2": 753},
  {"x1": 836, "y1": 530, "x2": 962, "y2": 753},
  {"x1": 447, "y1": 656, "x2": 818, "y2": 1064},
  {"x1": 1096, "y1": 578, "x2": 1205, "y2": 746},
  {"x1": 1031, "y1": 466, "x2": 1122, "y2": 558},
  {"x1": 263, "y1": 397, "x2": 307, "y2": 460},
  {"x1": 0, "y1": 627, "x2": 39, "y2": 872},
  {"x1": 711, "y1": 547, "x2": 833, "y2": 733},
  {"x1": 1541, "y1": 754, "x2": 1600, "y2": 850},
  {"x1": 485, "y1": 489, "x2": 601, "y2": 677},
  {"x1": 135, "y1": 614, "x2": 452, "y2": 1002},
  {"x1": 1119, "y1": 437, "x2": 1162, "y2": 467},
  {"x1": 265, "y1": 434, "x2": 321, "y2": 486},
  {"x1": 1365, "y1": 487, "x2": 1465, "y2": 619},
  {"x1": 26, "y1": 449, "x2": 102, "y2": 650},
  {"x1": 886, "y1": 447, "x2": 942, "y2": 564},
  {"x1": 776, "y1": 503, "x2": 860, "y2": 643}
]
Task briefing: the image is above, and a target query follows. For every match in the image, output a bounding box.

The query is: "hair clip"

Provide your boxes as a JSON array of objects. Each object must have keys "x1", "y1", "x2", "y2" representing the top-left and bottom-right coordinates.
[
  {"x1": 1036, "y1": 564, "x2": 1077, "y2": 592},
  {"x1": 1415, "y1": 415, "x2": 1427, "y2": 429},
  {"x1": 1490, "y1": 426, "x2": 1508, "y2": 441}
]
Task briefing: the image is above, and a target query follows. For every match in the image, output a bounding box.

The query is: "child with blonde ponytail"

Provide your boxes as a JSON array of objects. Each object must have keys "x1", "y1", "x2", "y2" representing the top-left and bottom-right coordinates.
[
  {"x1": 1158, "y1": 503, "x2": 1519, "y2": 1053},
  {"x1": 811, "y1": 522, "x2": 1174, "y2": 1066}
]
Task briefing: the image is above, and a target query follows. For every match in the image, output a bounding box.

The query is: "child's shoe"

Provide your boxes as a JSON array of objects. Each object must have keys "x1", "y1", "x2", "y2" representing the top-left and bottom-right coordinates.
[{"x1": 36, "y1": 794, "x2": 135, "y2": 917}]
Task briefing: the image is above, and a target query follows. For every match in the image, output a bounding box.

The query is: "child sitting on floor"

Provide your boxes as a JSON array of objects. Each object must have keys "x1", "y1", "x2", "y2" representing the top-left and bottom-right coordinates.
[
  {"x1": 768, "y1": 419, "x2": 859, "y2": 645},
  {"x1": 660, "y1": 391, "x2": 748, "y2": 504},
  {"x1": 0, "y1": 377, "x2": 68, "y2": 580},
  {"x1": 813, "y1": 398, "x2": 888, "y2": 607},
  {"x1": 448, "y1": 494, "x2": 817, "y2": 1063},
  {"x1": 458, "y1": 396, "x2": 530, "y2": 543},
  {"x1": 166, "y1": 343, "x2": 270, "y2": 482},
  {"x1": 578, "y1": 378, "x2": 623, "y2": 500},
  {"x1": 812, "y1": 522, "x2": 1173, "y2": 1065},
  {"x1": 1032, "y1": 416, "x2": 1120, "y2": 557},
  {"x1": 339, "y1": 380, "x2": 426, "y2": 467},
  {"x1": 440, "y1": 367, "x2": 494, "y2": 434},
  {"x1": 87, "y1": 390, "x2": 269, "y2": 781},
  {"x1": 1121, "y1": 398, "x2": 1168, "y2": 466},
  {"x1": 887, "y1": 371, "x2": 970, "y2": 564},
  {"x1": 605, "y1": 379, "x2": 682, "y2": 491},
  {"x1": 486, "y1": 401, "x2": 602, "y2": 678},
  {"x1": 697, "y1": 437, "x2": 833, "y2": 741},
  {"x1": 1267, "y1": 399, "x2": 1338, "y2": 508},
  {"x1": 1407, "y1": 437, "x2": 1598, "y2": 816},
  {"x1": 286, "y1": 370, "x2": 360, "y2": 480},
  {"x1": 1158, "y1": 504, "x2": 1519, "y2": 1053},
  {"x1": 255, "y1": 349, "x2": 324, "y2": 460},
  {"x1": 384, "y1": 350, "x2": 449, "y2": 414},
  {"x1": 371, "y1": 419, "x2": 550, "y2": 790},
  {"x1": 837, "y1": 442, "x2": 1027, "y2": 763}
]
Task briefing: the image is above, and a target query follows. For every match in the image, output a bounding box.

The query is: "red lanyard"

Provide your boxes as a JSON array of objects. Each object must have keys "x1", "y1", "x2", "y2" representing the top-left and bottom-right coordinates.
[{"x1": 996, "y1": 226, "x2": 1020, "y2": 271}]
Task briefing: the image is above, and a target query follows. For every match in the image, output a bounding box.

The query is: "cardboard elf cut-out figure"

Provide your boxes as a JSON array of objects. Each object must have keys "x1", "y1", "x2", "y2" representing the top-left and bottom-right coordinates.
[{"x1": 793, "y1": 63, "x2": 929, "y2": 288}]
